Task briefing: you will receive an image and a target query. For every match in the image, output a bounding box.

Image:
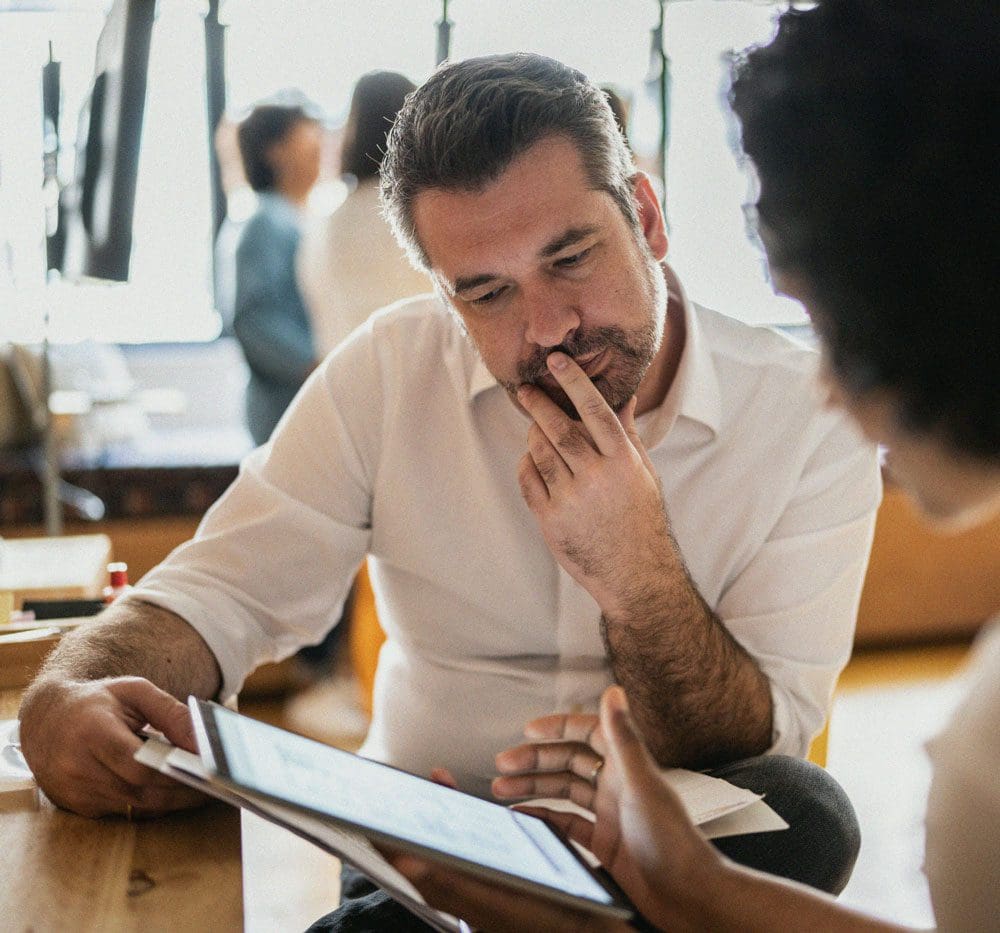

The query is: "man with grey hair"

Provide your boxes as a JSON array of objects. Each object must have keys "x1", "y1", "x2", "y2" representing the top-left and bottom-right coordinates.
[{"x1": 20, "y1": 53, "x2": 879, "y2": 930}]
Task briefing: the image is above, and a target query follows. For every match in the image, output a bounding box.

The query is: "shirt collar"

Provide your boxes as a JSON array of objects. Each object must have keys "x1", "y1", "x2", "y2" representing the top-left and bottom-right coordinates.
[
  {"x1": 641, "y1": 265, "x2": 722, "y2": 448},
  {"x1": 465, "y1": 264, "x2": 722, "y2": 444}
]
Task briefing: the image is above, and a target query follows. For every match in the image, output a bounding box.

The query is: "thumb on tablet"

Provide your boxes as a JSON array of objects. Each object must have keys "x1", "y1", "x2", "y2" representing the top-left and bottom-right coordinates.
[{"x1": 111, "y1": 677, "x2": 198, "y2": 753}]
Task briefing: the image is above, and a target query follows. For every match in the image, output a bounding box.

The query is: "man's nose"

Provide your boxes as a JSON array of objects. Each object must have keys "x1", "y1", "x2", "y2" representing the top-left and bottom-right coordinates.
[{"x1": 522, "y1": 285, "x2": 581, "y2": 348}]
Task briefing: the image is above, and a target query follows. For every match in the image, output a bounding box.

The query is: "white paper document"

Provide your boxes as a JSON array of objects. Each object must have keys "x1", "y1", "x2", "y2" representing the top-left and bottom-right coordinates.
[
  {"x1": 527, "y1": 768, "x2": 787, "y2": 868},
  {"x1": 0, "y1": 720, "x2": 38, "y2": 811},
  {"x1": 665, "y1": 768, "x2": 788, "y2": 838}
]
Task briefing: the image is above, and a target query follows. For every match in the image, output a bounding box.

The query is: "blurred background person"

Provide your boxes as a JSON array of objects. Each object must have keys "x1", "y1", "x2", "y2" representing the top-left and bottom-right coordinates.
[
  {"x1": 233, "y1": 99, "x2": 322, "y2": 445},
  {"x1": 295, "y1": 72, "x2": 430, "y2": 707},
  {"x1": 297, "y1": 71, "x2": 430, "y2": 359}
]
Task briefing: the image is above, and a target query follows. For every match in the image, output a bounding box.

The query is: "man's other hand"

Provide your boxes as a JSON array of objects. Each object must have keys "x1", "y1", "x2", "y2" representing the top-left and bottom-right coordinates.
[
  {"x1": 390, "y1": 689, "x2": 725, "y2": 931},
  {"x1": 18, "y1": 676, "x2": 207, "y2": 819},
  {"x1": 515, "y1": 687, "x2": 724, "y2": 932},
  {"x1": 492, "y1": 710, "x2": 606, "y2": 809}
]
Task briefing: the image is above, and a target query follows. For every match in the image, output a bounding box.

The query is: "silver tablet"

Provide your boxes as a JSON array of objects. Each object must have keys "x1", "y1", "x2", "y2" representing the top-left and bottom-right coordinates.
[{"x1": 189, "y1": 698, "x2": 633, "y2": 922}]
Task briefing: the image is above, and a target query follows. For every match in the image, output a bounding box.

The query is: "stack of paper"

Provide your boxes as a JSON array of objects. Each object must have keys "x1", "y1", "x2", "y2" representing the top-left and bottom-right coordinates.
[
  {"x1": 512, "y1": 770, "x2": 786, "y2": 870},
  {"x1": 0, "y1": 720, "x2": 38, "y2": 812}
]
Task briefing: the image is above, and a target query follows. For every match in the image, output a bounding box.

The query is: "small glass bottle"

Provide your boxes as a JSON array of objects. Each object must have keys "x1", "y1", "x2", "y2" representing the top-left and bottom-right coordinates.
[{"x1": 103, "y1": 562, "x2": 132, "y2": 604}]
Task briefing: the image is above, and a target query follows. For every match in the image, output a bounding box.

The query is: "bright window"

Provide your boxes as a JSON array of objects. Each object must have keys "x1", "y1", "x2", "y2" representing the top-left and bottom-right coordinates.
[
  {"x1": 223, "y1": 0, "x2": 806, "y2": 326},
  {"x1": 1, "y1": 2, "x2": 804, "y2": 349}
]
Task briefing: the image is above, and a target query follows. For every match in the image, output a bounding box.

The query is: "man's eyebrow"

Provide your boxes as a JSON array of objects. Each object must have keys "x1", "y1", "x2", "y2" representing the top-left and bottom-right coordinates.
[
  {"x1": 450, "y1": 225, "x2": 600, "y2": 295},
  {"x1": 540, "y1": 225, "x2": 600, "y2": 258},
  {"x1": 452, "y1": 272, "x2": 499, "y2": 296}
]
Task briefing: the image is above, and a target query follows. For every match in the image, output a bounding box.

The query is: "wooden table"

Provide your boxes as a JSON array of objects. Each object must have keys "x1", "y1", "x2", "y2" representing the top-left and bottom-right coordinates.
[
  {"x1": 0, "y1": 688, "x2": 243, "y2": 932},
  {"x1": 0, "y1": 686, "x2": 342, "y2": 931},
  {"x1": 0, "y1": 535, "x2": 341, "y2": 928}
]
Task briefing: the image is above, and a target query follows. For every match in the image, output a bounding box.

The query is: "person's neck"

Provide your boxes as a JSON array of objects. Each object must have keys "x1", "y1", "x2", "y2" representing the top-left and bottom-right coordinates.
[
  {"x1": 634, "y1": 272, "x2": 686, "y2": 417},
  {"x1": 274, "y1": 181, "x2": 310, "y2": 209}
]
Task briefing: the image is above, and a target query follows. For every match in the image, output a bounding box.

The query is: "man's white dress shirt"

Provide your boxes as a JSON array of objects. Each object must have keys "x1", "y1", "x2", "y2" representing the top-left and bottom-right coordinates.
[{"x1": 133, "y1": 277, "x2": 880, "y2": 797}]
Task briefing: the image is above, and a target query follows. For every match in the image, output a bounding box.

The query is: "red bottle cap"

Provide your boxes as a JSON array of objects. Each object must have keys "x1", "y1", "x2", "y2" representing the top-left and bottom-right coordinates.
[{"x1": 108, "y1": 562, "x2": 129, "y2": 588}]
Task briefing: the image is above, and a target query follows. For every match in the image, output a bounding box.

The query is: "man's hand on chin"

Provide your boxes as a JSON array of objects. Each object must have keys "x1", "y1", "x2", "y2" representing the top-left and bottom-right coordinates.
[{"x1": 516, "y1": 351, "x2": 677, "y2": 622}]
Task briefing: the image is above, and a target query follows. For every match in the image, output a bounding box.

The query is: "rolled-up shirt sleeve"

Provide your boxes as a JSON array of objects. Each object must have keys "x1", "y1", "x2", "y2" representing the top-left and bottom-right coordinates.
[
  {"x1": 719, "y1": 417, "x2": 882, "y2": 758},
  {"x1": 129, "y1": 328, "x2": 382, "y2": 700}
]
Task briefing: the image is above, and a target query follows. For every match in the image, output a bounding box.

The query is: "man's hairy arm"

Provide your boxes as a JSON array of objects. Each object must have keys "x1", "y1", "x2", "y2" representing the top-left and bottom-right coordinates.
[
  {"x1": 599, "y1": 537, "x2": 773, "y2": 768},
  {"x1": 18, "y1": 600, "x2": 221, "y2": 817},
  {"x1": 517, "y1": 353, "x2": 773, "y2": 770},
  {"x1": 25, "y1": 599, "x2": 221, "y2": 700}
]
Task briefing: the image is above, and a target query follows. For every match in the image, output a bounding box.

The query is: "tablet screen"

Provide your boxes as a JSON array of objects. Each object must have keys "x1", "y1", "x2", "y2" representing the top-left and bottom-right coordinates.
[{"x1": 199, "y1": 701, "x2": 626, "y2": 913}]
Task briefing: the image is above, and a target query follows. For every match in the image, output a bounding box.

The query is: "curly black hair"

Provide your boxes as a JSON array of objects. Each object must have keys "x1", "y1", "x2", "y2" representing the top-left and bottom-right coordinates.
[{"x1": 731, "y1": 0, "x2": 999, "y2": 462}]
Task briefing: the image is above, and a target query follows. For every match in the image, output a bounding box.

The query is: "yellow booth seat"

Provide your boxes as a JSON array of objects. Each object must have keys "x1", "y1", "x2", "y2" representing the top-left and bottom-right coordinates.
[{"x1": 347, "y1": 560, "x2": 382, "y2": 717}]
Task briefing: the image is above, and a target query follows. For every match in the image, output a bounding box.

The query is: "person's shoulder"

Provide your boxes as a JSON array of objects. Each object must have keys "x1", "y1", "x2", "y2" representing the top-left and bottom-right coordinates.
[
  {"x1": 949, "y1": 621, "x2": 1000, "y2": 731},
  {"x1": 331, "y1": 179, "x2": 382, "y2": 221},
  {"x1": 928, "y1": 619, "x2": 1000, "y2": 776},
  {"x1": 249, "y1": 193, "x2": 301, "y2": 235},
  {"x1": 693, "y1": 303, "x2": 850, "y2": 444},
  {"x1": 322, "y1": 293, "x2": 477, "y2": 400},
  {"x1": 238, "y1": 199, "x2": 286, "y2": 244},
  {"x1": 237, "y1": 206, "x2": 268, "y2": 242},
  {"x1": 340, "y1": 293, "x2": 463, "y2": 359},
  {"x1": 322, "y1": 181, "x2": 398, "y2": 258},
  {"x1": 367, "y1": 293, "x2": 449, "y2": 332}
]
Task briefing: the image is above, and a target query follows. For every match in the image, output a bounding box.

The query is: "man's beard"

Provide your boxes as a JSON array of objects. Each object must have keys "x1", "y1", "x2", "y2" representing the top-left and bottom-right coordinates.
[{"x1": 500, "y1": 320, "x2": 661, "y2": 420}]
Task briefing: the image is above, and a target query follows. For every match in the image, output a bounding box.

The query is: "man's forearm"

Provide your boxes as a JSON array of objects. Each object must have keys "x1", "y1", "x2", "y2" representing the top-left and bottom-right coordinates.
[
  {"x1": 602, "y1": 554, "x2": 773, "y2": 770},
  {"x1": 25, "y1": 599, "x2": 222, "y2": 702}
]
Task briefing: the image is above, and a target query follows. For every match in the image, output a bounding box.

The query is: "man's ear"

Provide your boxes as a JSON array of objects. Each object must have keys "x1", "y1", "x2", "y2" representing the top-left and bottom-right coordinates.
[{"x1": 632, "y1": 173, "x2": 669, "y2": 261}]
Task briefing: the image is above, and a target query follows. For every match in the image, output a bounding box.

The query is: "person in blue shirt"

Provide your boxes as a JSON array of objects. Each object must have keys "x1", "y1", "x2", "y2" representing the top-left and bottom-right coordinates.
[{"x1": 233, "y1": 102, "x2": 322, "y2": 445}]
